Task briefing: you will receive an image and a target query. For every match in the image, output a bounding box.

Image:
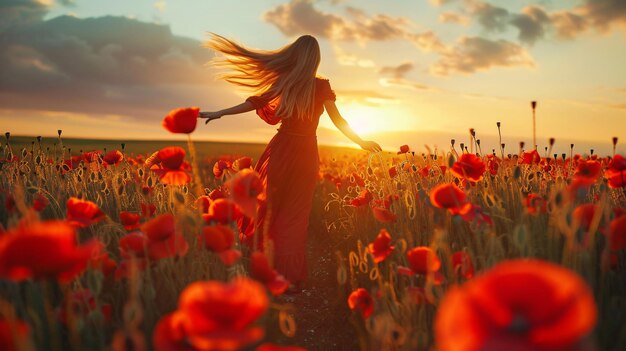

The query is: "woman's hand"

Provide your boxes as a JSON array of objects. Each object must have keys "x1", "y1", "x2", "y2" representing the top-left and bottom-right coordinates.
[
  {"x1": 199, "y1": 111, "x2": 223, "y2": 124},
  {"x1": 359, "y1": 140, "x2": 382, "y2": 153}
]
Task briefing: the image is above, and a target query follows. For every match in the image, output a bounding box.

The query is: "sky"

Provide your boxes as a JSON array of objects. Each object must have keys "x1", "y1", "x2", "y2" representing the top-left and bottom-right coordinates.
[{"x1": 1, "y1": 0, "x2": 625, "y2": 155}]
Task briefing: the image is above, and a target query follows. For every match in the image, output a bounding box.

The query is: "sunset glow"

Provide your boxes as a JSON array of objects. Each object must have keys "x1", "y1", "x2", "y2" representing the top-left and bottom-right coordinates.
[{"x1": 1, "y1": 0, "x2": 625, "y2": 154}]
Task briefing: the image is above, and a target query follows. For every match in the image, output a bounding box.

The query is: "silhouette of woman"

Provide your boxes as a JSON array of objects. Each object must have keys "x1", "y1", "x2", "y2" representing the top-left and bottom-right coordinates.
[{"x1": 200, "y1": 34, "x2": 381, "y2": 288}]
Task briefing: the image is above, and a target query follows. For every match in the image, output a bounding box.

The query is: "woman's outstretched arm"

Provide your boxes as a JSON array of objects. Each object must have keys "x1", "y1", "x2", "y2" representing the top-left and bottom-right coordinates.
[
  {"x1": 324, "y1": 100, "x2": 382, "y2": 153},
  {"x1": 199, "y1": 101, "x2": 256, "y2": 124}
]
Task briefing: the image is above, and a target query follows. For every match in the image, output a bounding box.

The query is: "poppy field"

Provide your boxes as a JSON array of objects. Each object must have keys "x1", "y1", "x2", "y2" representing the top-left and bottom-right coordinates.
[{"x1": 1, "y1": 108, "x2": 626, "y2": 351}]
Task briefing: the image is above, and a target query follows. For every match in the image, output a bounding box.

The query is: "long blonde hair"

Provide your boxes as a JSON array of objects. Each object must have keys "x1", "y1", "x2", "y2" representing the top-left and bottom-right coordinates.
[{"x1": 205, "y1": 33, "x2": 321, "y2": 120}]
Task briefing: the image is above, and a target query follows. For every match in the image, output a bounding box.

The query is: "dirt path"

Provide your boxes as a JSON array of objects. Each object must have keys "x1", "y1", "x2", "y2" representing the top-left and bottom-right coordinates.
[{"x1": 270, "y1": 192, "x2": 359, "y2": 350}]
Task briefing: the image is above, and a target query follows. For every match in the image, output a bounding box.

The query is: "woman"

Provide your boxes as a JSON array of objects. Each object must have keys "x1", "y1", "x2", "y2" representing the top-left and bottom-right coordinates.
[{"x1": 200, "y1": 34, "x2": 381, "y2": 288}]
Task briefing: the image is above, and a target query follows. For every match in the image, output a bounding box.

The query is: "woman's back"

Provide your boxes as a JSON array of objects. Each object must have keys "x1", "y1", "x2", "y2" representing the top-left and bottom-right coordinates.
[{"x1": 247, "y1": 78, "x2": 336, "y2": 136}]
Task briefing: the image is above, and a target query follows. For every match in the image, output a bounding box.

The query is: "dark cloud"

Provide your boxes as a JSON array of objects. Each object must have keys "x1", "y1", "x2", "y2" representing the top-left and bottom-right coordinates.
[
  {"x1": 430, "y1": 36, "x2": 534, "y2": 76},
  {"x1": 510, "y1": 6, "x2": 551, "y2": 45},
  {"x1": 0, "y1": 0, "x2": 216, "y2": 120},
  {"x1": 263, "y1": 0, "x2": 444, "y2": 52},
  {"x1": 471, "y1": 1, "x2": 510, "y2": 33},
  {"x1": 378, "y1": 62, "x2": 414, "y2": 79},
  {"x1": 467, "y1": 0, "x2": 626, "y2": 44},
  {"x1": 582, "y1": 0, "x2": 626, "y2": 30}
]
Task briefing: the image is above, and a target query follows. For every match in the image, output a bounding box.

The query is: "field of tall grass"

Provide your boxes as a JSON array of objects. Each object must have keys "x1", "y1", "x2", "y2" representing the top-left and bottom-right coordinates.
[{"x1": 1, "y1": 111, "x2": 625, "y2": 350}]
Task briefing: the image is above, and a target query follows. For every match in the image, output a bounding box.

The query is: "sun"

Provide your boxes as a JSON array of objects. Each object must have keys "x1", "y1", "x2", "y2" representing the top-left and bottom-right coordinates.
[{"x1": 340, "y1": 104, "x2": 392, "y2": 136}]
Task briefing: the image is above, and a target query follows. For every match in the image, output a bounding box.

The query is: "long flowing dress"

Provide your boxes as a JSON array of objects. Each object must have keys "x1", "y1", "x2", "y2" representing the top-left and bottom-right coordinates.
[{"x1": 241, "y1": 77, "x2": 336, "y2": 284}]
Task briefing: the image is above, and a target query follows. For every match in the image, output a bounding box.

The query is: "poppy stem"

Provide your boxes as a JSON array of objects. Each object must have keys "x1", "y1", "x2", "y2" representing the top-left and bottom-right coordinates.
[{"x1": 186, "y1": 134, "x2": 203, "y2": 197}]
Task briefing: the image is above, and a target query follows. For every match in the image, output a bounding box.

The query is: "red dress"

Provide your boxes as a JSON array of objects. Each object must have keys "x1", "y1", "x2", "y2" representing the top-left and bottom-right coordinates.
[{"x1": 242, "y1": 77, "x2": 336, "y2": 283}]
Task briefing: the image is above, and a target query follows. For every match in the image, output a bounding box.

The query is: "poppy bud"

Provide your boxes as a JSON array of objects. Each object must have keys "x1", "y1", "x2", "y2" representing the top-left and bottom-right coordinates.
[{"x1": 531, "y1": 100, "x2": 537, "y2": 109}]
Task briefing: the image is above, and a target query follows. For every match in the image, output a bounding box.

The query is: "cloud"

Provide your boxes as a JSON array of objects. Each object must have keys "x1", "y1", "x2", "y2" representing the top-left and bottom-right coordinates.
[
  {"x1": 430, "y1": 0, "x2": 457, "y2": 6},
  {"x1": 581, "y1": 0, "x2": 626, "y2": 31},
  {"x1": 469, "y1": 1, "x2": 510, "y2": 33},
  {"x1": 438, "y1": 12, "x2": 470, "y2": 26},
  {"x1": 509, "y1": 6, "x2": 551, "y2": 45},
  {"x1": 0, "y1": 0, "x2": 218, "y2": 120},
  {"x1": 430, "y1": 36, "x2": 534, "y2": 76},
  {"x1": 263, "y1": 0, "x2": 444, "y2": 52},
  {"x1": 378, "y1": 78, "x2": 437, "y2": 92},
  {"x1": 378, "y1": 62, "x2": 414, "y2": 79},
  {"x1": 335, "y1": 90, "x2": 398, "y2": 107},
  {"x1": 467, "y1": 0, "x2": 626, "y2": 44},
  {"x1": 550, "y1": 11, "x2": 587, "y2": 39}
]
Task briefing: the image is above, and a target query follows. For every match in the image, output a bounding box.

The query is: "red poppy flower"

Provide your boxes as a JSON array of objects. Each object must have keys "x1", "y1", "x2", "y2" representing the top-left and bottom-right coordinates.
[
  {"x1": 574, "y1": 160, "x2": 601, "y2": 183},
  {"x1": 397, "y1": 145, "x2": 410, "y2": 154},
  {"x1": 451, "y1": 153, "x2": 486, "y2": 183},
  {"x1": 250, "y1": 252, "x2": 290, "y2": 296},
  {"x1": 521, "y1": 150, "x2": 541, "y2": 164},
  {"x1": 0, "y1": 221, "x2": 100, "y2": 282},
  {"x1": 0, "y1": 317, "x2": 29, "y2": 351},
  {"x1": 58, "y1": 288, "x2": 112, "y2": 324},
  {"x1": 388, "y1": 166, "x2": 398, "y2": 178},
  {"x1": 103, "y1": 150, "x2": 124, "y2": 166},
  {"x1": 203, "y1": 199, "x2": 243, "y2": 224},
  {"x1": 120, "y1": 211, "x2": 141, "y2": 231},
  {"x1": 407, "y1": 247, "x2": 441, "y2": 275},
  {"x1": 372, "y1": 207, "x2": 397, "y2": 223},
  {"x1": 572, "y1": 204, "x2": 600, "y2": 232},
  {"x1": 213, "y1": 160, "x2": 230, "y2": 179},
  {"x1": 232, "y1": 156, "x2": 253, "y2": 171},
  {"x1": 605, "y1": 168, "x2": 626, "y2": 188},
  {"x1": 150, "y1": 147, "x2": 191, "y2": 185},
  {"x1": 452, "y1": 251, "x2": 474, "y2": 279},
  {"x1": 141, "y1": 214, "x2": 189, "y2": 260},
  {"x1": 429, "y1": 183, "x2": 467, "y2": 213},
  {"x1": 66, "y1": 197, "x2": 106, "y2": 228},
  {"x1": 82, "y1": 151, "x2": 101, "y2": 163},
  {"x1": 119, "y1": 232, "x2": 149, "y2": 259},
  {"x1": 226, "y1": 169, "x2": 264, "y2": 219},
  {"x1": 141, "y1": 203, "x2": 156, "y2": 218},
  {"x1": 256, "y1": 343, "x2": 307, "y2": 351},
  {"x1": 196, "y1": 196, "x2": 212, "y2": 213},
  {"x1": 525, "y1": 193, "x2": 547, "y2": 215},
  {"x1": 367, "y1": 229, "x2": 395, "y2": 263},
  {"x1": 199, "y1": 225, "x2": 241, "y2": 266},
  {"x1": 487, "y1": 154, "x2": 501, "y2": 175},
  {"x1": 88, "y1": 250, "x2": 117, "y2": 277},
  {"x1": 435, "y1": 259, "x2": 597, "y2": 351},
  {"x1": 207, "y1": 188, "x2": 225, "y2": 201},
  {"x1": 350, "y1": 189, "x2": 373, "y2": 207},
  {"x1": 32, "y1": 193, "x2": 49, "y2": 212},
  {"x1": 458, "y1": 203, "x2": 493, "y2": 226},
  {"x1": 606, "y1": 215, "x2": 626, "y2": 251},
  {"x1": 347, "y1": 288, "x2": 374, "y2": 319},
  {"x1": 162, "y1": 107, "x2": 199, "y2": 134},
  {"x1": 153, "y1": 278, "x2": 268, "y2": 351}
]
